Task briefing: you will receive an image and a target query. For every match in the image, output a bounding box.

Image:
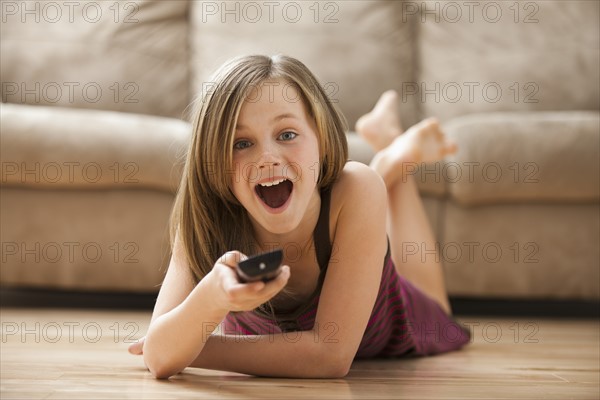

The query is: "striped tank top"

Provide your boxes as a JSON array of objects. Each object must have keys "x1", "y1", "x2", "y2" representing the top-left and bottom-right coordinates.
[{"x1": 221, "y1": 186, "x2": 470, "y2": 358}]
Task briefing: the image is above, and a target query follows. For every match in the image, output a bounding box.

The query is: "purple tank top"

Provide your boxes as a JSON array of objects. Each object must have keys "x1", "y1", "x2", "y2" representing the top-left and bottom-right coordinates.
[{"x1": 221, "y1": 186, "x2": 470, "y2": 358}]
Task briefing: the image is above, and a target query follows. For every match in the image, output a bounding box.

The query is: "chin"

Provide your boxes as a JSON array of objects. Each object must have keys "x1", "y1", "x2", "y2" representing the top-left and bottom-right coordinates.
[{"x1": 254, "y1": 206, "x2": 302, "y2": 234}]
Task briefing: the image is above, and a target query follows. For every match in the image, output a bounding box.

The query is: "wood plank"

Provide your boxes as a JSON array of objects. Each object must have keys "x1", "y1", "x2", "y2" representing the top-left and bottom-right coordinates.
[{"x1": 1, "y1": 309, "x2": 598, "y2": 399}]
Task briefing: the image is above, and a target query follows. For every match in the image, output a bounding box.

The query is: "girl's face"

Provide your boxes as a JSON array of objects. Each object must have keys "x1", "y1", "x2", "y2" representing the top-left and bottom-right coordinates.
[{"x1": 231, "y1": 79, "x2": 321, "y2": 235}]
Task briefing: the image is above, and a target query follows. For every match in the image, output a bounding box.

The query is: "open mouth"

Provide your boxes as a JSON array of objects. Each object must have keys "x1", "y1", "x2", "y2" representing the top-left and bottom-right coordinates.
[{"x1": 255, "y1": 178, "x2": 293, "y2": 209}]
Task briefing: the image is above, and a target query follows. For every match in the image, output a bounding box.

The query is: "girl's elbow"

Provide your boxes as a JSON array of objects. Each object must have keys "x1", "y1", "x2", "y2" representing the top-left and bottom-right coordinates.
[
  {"x1": 316, "y1": 346, "x2": 353, "y2": 378},
  {"x1": 143, "y1": 350, "x2": 182, "y2": 380},
  {"x1": 146, "y1": 359, "x2": 181, "y2": 380},
  {"x1": 323, "y1": 363, "x2": 351, "y2": 379},
  {"x1": 149, "y1": 367, "x2": 170, "y2": 380}
]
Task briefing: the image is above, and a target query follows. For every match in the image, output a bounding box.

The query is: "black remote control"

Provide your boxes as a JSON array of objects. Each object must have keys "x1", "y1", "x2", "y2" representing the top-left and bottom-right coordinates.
[{"x1": 236, "y1": 249, "x2": 284, "y2": 283}]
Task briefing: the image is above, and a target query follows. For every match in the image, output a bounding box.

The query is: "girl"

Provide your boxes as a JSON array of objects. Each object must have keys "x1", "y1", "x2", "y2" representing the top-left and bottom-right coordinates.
[{"x1": 128, "y1": 54, "x2": 470, "y2": 379}]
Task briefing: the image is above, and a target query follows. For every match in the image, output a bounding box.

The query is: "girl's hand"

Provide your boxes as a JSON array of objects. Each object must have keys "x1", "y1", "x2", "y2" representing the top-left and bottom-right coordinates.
[
  {"x1": 126, "y1": 251, "x2": 290, "y2": 356},
  {"x1": 128, "y1": 337, "x2": 145, "y2": 355},
  {"x1": 208, "y1": 250, "x2": 291, "y2": 313}
]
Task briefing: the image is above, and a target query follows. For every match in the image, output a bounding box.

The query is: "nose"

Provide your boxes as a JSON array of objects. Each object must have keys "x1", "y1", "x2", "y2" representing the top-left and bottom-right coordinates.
[
  {"x1": 259, "y1": 161, "x2": 280, "y2": 169},
  {"x1": 256, "y1": 143, "x2": 282, "y2": 169}
]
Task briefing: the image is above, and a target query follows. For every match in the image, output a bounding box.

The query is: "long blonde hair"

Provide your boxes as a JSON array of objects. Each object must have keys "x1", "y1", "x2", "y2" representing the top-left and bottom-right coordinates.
[{"x1": 170, "y1": 54, "x2": 348, "y2": 287}]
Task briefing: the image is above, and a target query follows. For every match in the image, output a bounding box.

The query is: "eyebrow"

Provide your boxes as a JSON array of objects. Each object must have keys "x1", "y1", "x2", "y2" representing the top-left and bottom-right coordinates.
[{"x1": 236, "y1": 113, "x2": 299, "y2": 130}]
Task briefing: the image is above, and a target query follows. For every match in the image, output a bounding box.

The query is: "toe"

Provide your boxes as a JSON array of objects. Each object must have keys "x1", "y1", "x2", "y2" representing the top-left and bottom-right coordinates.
[{"x1": 445, "y1": 141, "x2": 458, "y2": 155}]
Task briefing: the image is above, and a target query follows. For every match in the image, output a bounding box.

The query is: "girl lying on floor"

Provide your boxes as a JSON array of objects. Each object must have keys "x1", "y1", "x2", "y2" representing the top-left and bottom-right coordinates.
[{"x1": 128, "y1": 54, "x2": 470, "y2": 379}]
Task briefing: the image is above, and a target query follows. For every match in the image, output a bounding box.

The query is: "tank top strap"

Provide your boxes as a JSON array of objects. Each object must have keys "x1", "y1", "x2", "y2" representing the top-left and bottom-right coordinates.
[{"x1": 313, "y1": 185, "x2": 332, "y2": 272}]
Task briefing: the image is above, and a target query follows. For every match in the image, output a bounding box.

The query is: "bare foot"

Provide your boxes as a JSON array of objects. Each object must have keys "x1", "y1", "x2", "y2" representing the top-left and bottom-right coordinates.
[
  {"x1": 355, "y1": 90, "x2": 403, "y2": 152},
  {"x1": 370, "y1": 118, "x2": 457, "y2": 188}
]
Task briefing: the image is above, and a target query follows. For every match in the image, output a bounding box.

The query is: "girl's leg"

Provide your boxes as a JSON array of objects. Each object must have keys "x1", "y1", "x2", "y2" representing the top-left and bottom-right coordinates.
[{"x1": 356, "y1": 91, "x2": 455, "y2": 315}]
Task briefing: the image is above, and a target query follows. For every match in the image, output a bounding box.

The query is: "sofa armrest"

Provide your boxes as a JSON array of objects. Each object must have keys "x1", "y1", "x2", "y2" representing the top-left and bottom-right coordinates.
[
  {"x1": 442, "y1": 111, "x2": 600, "y2": 206},
  {"x1": 1, "y1": 103, "x2": 191, "y2": 193}
]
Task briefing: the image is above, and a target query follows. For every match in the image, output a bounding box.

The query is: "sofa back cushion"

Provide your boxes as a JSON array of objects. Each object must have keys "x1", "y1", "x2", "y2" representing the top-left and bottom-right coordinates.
[
  {"x1": 416, "y1": 0, "x2": 599, "y2": 121},
  {"x1": 1, "y1": 0, "x2": 190, "y2": 119},
  {"x1": 189, "y1": 0, "x2": 418, "y2": 128}
]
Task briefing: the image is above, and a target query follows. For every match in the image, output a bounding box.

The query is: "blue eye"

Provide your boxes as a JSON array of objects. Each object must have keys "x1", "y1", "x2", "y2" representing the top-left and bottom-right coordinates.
[
  {"x1": 279, "y1": 131, "x2": 297, "y2": 141},
  {"x1": 234, "y1": 140, "x2": 251, "y2": 150}
]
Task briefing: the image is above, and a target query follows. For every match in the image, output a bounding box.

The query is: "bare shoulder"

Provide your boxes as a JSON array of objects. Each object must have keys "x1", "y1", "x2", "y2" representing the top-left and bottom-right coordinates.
[
  {"x1": 330, "y1": 161, "x2": 387, "y2": 216},
  {"x1": 325, "y1": 161, "x2": 387, "y2": 245}
]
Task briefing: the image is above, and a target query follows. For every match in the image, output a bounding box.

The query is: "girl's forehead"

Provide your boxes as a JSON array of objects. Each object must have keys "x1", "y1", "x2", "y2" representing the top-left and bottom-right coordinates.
[
  {"x1": 243, "y1": 79, "x2": 301, "y2": 104},
  {"x1": 237, "y1": 81, "x2": 309, "y2": 124}
]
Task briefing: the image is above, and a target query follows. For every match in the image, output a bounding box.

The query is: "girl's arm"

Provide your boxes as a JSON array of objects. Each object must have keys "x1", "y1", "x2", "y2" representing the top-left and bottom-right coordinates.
[
  {"x1": 189, "y1": 162, "x2": 388, "y2": 378},
  {"x1": 143, "y1": 240, "x2": 290, "y2": 379}
]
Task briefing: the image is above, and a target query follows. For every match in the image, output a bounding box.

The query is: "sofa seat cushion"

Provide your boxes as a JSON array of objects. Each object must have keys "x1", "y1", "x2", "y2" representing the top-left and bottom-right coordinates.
[
  {"x1": 1, "y1": 187, "x2": 172, "y2": 292},
  {"x1": 1, "y1": 103, "x2": 190, "y2": 193},
  {"x1": 443, "y1": 201, "x2": 599, "y2": 300},
  {"x1": 442, "y1": 111, "x2": 599, "y2": 206}
]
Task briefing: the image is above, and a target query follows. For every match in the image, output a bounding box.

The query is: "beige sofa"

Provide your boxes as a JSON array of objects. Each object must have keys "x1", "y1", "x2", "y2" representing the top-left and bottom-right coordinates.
[{"x1": 1, "y1": 1, "x2": 598, "y2": 300}]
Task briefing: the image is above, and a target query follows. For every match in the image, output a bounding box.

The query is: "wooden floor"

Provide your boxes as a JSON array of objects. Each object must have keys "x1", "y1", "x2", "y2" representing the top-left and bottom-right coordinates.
[{"x1": 1, "y1": 308, "x2": 598, "y2": 399}]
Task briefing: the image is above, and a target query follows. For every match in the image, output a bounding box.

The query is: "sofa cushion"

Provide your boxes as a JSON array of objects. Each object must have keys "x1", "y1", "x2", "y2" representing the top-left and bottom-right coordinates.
[
  {"x1": 1, "y1": 103, "x2": 190, "y2": 193},
  {"x1": 443, "y1": 201, "x2": 599, "y2": 300},
  {"x1": 0, "y1": 0, "x2": 190, "y2": 119},
  {"x1": 442, "y1": 111, "x2": 600, "y2": 206},
  {"x1": 417, "y1": 0, "x2": 599, "y2": 121},
  {"x1": 1, "y1": 187, "x2": 172, "y2": 292},
  {"x1": 189, "y1": 0, "x2": 418, "y2": 128}
]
